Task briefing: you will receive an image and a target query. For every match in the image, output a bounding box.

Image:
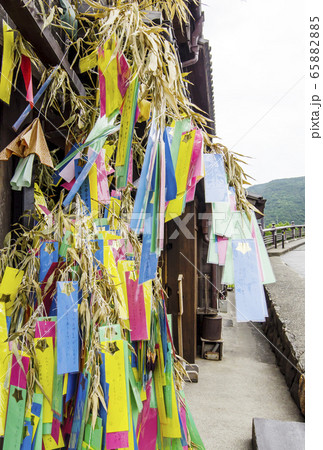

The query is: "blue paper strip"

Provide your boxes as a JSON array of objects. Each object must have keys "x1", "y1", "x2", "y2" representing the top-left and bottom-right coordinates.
[
  {"x1": 204, "y1": 153, "x2": 229, "y2": 203},
  {"x1": 75, "y1": 160, "x2": 91, "y2": 213},
  {"x1": 68, "y1": 372, "x2": 89, "y2": 450},
  {"x1": 138, "y1": 202, "x2": 158, "y2": 285},
  {"x1": 232, "y1": 239, "x2": 268, "y2": 322},
  {"x1": 21, "y1": 419, "x2": 33, "y2": 450},
  {"x1": 163, "y1": 129, "x2": 177, "y2": 202},
  {"x1": 63, "y1": 151, "x2": 100, "y2": 207},
  {"x1": 39, "y1": 241, "x2": 59, "y2": 283},
  {"x1": 13, "y1": 66, "x2": 59, "y2": 132},
  {"x1": 57, "y1": 281, "x2": 79, "y2": 374},
  {"x1": 130, "y1": 120, "x2": 157, "y2": 233}
]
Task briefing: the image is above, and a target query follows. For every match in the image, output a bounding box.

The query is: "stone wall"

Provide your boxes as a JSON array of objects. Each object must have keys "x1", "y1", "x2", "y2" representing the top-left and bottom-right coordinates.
[{"x1": 263, "y1": 287, "x2": 305, "y2": 415}]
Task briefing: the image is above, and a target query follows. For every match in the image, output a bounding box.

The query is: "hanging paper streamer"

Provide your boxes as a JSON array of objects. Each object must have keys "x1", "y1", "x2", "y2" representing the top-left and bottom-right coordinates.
[
  {"x1": 0, "y1": 303, "x2": 9, "y2": 436},
  {"x1": 0, "y1": 21, "x2": 15, "y2": 105},
  {"x1": 10, "y1": 153, "x2": 35, "y2": 191},
  {"x1": 39, "y1": 241, "x2": 59, "y2": 283},
  {"x1": 186, "y1": 128, "x2": 204, "y2": 203},
  {"x1": 204, "y1": 153, "x2": 229, "y2": 203},
  {"x1": 3, "y1": 385, "x2": 27, "y2": 450},
  {"x1": 115, "y1": 77, "x2": 139, "y2": 188},
  {"x1": 232, "y1": 239, "x2": 268, "y2": 322},
  {"x1": 165, "y1": 129, "x2": 195, "y2": 222},
  {"x1": 125, "y1": 272, "x2": 148, "y2": 341},
  {"x1": 250, "y1": 212, "x2": 276, "y2": 285},
  {"x1": 57, "y1": 282, "x2": 79, "y2": 374},
  {"x1": 0, "y1": 266, "x2": 24, "y2": 316},
  {"x1": 21, "y1": 54, "x2": 34, "y2": 108}
]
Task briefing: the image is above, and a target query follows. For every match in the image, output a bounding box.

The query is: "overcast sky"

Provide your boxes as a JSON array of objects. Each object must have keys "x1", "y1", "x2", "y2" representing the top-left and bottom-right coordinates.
[{"x1": 202, "y1": 0, "x2": 305, "y2": 185}]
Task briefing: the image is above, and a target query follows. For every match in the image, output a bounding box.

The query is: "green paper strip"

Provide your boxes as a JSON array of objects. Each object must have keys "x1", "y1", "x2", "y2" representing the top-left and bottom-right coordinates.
[
  {"x1": 3, "y1": 386, "x2": 27, "y2": 450},
  {"x1": 181, "y1": 392, "x2": 205, "y2": 450},
  {"x1": 59, "y1": 230, "x2": 73, "y2": 258},
  {"x1": 115, "y1": 78, "x2": 139, "y2": 188},
  {"x1": 129, "y1": 365, "x2": 143, "y2": 413},
  {"x1": 10, "y1": 154, "x2": 35, "y2": 191},
  {"x1": 83, "y1": 416, "x2": 102, "y2": 450},
  {"x1": 221, "y1": 238, "x2": 234, "y2": 285}
]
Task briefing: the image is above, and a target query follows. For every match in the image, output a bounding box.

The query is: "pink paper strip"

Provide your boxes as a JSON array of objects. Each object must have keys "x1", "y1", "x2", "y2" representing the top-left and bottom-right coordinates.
[
  {"x1": 98, "y1": 46, "x2": 106, "y2": 117},
  {"x1": 127, "y1": 148, "x2": 133, "y2": 185},
  {"x1": 180, "y1": 405, "x2": 188, "y2": 450},
  {"x1": 106, "y1": 431, "x2": 128, "y2": 449},
  {"x1": 138, "y1": 408, "x2": 158, "y2": 450},
  {"x1": 218, "y1": 236, "x2": 228, "y2": 266},
  {"x1": 186, "y1": 129, "x2": 204, "y2": 202},
  {"x1": 59, "y1": 152, "x2": 81, "y2": 183},
  {"x1": 51, "y1": 416, "x2": 60, "y2": 444},
  {"x1": 110, "y1": 240, "x2": 126, "y2": 263},
  {"x1": 93, "y1": 149, "x2": 110, "y2": 203},
  {"x1": 10, "y1": 354, "x2": 29, "y2": 389},
  {"x1": 117, "y1": 53, "x2": 130, "y2": 98},
  {"x1": 229, "y1": 189, "x2": 237, "y2": 212},
  {"x1": 38, "y1": 204, "x2": 51, "y2": 215},
  {"x1": 125, "y1": 272, "x2": 148, "y2": 341},
  {"x1": 61, "y1": 179, "x2": 75, "y2": 191},
  {"x1": 136, "y1": 379, "x2": 152, "y2": 436},
  {"x1": 35, "y1": 320, "x2": 56, "y2": 347}
]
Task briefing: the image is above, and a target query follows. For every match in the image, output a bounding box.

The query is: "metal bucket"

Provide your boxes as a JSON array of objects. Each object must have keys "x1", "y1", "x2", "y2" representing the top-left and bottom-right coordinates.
[{"x1": 201, "y1": 315, "x2": 222, "y2": 340}]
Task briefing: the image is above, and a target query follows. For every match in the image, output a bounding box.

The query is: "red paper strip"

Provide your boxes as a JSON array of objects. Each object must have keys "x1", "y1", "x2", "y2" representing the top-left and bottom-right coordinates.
[
  {"x1": 10, "y1": 354, "x2": 29, "y2": 389},
  {"x1": 21, "y1": 55, "x2": 34, "y2": 108},
  {"x1": 106, "y1": 430, "x2": 128, "y2": 449},
  {"x1": 51, "y1": 416, "x2": 60, "y2": 444},
  {"x1": 125, "y1": 272, "x2": 148, "y2": 341}
]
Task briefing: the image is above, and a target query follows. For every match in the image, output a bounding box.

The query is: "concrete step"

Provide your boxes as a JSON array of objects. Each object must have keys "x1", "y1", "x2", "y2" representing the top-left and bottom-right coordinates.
[{"x1": 252, "y1": 418, "x2": 305, "y2": 450}]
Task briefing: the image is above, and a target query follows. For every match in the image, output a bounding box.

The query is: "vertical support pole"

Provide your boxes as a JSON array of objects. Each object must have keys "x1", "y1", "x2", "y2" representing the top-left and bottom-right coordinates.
[
  {"x1": 291, "y1": 221, "x2": 295, "y2": 239},
  {"x1": 272, "y1": 223, "x2": 276, "y2": 246},
  {"x1": 282, "y1": 231, "x2": 285, "y2": 249},
  {"x1": 177, "y1": 274, "x2": 184, "y2": 358}
]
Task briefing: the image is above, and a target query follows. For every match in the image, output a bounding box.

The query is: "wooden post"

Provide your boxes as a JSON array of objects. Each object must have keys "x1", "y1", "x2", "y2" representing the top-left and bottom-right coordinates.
[
  {"x1": 282, "y1": 231, "x2": 285, "y2": 249},
  {"x1": 177, "y1": 274, "x2": 184, "y2": 358},
  {"x1": 291, "y1": 221, "x2": 295, "y2": 239},
  {"x1": 272, "y1": 223, "x2": 276, "y2": 246}
]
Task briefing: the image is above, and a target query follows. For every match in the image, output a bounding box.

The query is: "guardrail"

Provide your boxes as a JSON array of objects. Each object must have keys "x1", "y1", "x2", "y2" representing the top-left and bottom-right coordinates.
[{"x1": 260, "y1": 222, "x2": 305, "y2": 248}]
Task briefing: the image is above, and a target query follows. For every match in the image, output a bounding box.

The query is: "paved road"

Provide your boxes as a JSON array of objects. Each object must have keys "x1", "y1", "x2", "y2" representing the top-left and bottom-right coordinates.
[
  {"x1": 184, "y1": 292, "x2": 303, "y2": 450},
  {"x1": 281, "y1": 244, "x2": 305, "y2": 278}
]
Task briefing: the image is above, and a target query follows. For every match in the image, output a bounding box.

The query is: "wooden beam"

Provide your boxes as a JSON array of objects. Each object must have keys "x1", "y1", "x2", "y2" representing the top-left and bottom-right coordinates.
[{"x1": 0, "y1": 0, "x2": 85, "y2": 96}]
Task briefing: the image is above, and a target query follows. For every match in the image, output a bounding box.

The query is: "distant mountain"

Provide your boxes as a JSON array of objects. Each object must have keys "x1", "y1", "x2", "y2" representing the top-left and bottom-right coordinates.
[{"x1": 248, "y1": 176, "x2": 305, "y2": 227}]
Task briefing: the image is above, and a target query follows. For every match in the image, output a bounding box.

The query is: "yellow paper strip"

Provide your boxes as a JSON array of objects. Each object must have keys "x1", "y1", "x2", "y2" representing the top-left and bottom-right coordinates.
[
  {"x1": 89, "y1": 162, "x2": 99, "y2": 219},
  {"x1": 0, "y1": 302, "x2": 9, "y2": 435},
  {"x1": 0, "y1": 21, "x2": 14, "y2": 105},
  {"x1": 165, "y1": 130, "x2": 195, "y2": 222},
  {"x1": 0, "y1": 267, "x2": 24, "y2": 316},
  {"x1": 35, "y1": 337, "x2": 54, "y2": 424},
  {"x1": 102, "y1": 339, "x2": 129, "y2": 433},
  {"x1": 103, "y1": 243, "x2": 127, "y2": 320},
  {"x1": 107, "y1": 197, "x2": 121, "y2": 230},
  {"x1": 98, "y1": 40, "x2": 122, "y2": 117},
  {"x1": 79, "y1": 50, "x2": 98, "y2": 73}
]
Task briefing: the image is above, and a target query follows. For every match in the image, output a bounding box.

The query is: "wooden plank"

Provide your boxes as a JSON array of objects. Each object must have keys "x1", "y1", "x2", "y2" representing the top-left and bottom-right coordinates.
[
  {"x1": 165, "y1": 201, "x2": 198, "y2": 363},
  {"x1": 0, "y1": 0, "x2": 85, "y2": 96}
]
